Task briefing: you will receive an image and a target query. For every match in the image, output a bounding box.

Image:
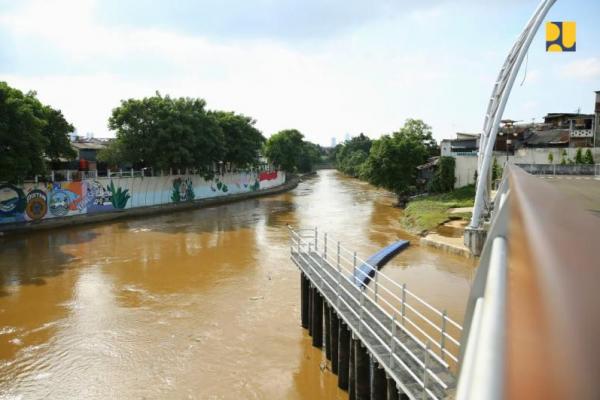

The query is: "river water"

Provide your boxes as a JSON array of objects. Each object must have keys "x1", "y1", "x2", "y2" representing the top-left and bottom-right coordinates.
[{"x1": 0, "y1": 170, "x2": 476, "y2": 399}]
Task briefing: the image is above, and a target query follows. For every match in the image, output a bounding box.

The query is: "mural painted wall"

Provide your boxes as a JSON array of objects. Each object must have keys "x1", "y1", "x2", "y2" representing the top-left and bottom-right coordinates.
[{"x1": 0, "y1": 171, "x2": 285, "y2": 225}]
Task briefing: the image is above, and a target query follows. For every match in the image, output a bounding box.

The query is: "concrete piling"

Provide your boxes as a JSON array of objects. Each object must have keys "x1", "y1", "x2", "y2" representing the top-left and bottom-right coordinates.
[
  {"x1": 338, "y1": 322, "x2": 350, "y2": 390},
  {"x1": 300, "y1": 274, "x2": 309, "y2": 329},
  {"x1": 354, "y1": 340, "x2": 370, "y2": 400},
  {"x1": 330, "y1": 310, "x2": 339, "y2": 374},
  {"x1": 349, "y1": 338, "x2": 356, "y2": 400},
  {"x1": 370, "y1": 361, "x2": 387, "y2": 400},
  {"x1": 308, "y1": 283, "x2": 313, "y2": 336},
  {"x1": 386, "y1": 377, "x2": 399, "y2": 400},
  {"x1": 311, "y1": 289, "x2": 323, "y2": 348},
  {"x1": 324, "y1": 303, "x2": 331, "y2": 361}
]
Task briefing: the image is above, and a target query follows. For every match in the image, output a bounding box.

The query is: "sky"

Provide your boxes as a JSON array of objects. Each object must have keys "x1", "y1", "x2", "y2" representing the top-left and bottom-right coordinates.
[{"x1": 1, "y1": 0, "x2": 599, "y2": 146}]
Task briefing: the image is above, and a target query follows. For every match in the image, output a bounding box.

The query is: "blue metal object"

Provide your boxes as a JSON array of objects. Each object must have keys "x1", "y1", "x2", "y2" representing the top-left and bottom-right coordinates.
[{"x1": 353, "y1": 240, "x2": 410, "y2": 287}]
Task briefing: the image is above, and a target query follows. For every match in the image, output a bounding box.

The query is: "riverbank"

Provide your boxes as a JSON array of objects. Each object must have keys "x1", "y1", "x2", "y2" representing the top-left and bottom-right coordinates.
[
  {"x1": 399, "y1": 185, "x2": 475, "y2": 235},
  {"x1": 0, "y1": 176, "x2": 299, "y2": 236}
]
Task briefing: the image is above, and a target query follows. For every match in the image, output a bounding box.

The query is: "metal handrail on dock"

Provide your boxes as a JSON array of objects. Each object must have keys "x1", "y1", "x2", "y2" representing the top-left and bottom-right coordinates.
[{"x1": 289, "y1": 226, "x2": 462, "y2": 399}]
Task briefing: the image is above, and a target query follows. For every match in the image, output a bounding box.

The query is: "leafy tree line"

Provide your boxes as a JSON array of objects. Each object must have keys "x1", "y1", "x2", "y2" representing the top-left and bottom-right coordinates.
[
  {"x1": 333, "y1": 119, "x2": 441, "y2": 204},
  {"x1": 0, "y1": 81, "x2": 76, "y2": 183},
  {"x1": 101, "y1": 93, "x2": 266, "y2": 177},
  {"x1": 262, "y1": 129, "x2": 322, "y2": 173},
  {"x1": 550, "y1": 148, "x2": 595, "y2": 165},
  {"x1": 1, "y1": 81, "x2": 331, "y2": 183}
]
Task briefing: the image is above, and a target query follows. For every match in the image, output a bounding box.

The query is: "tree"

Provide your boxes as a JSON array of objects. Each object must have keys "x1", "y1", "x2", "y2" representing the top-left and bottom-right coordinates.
[
  {"x1": 395, "y1": 119, "x2": 438, "y2": 157},
  {"x1": 583, "y1": 149, "x2": 595, "y2": 165},
  {"x1": 428, "y1": 156, "x2": 456, "y2": 193},
  {"x1": 210, "y1": 111, "x2": 265, "y2": 168},
  {"x1": 297, "y1": 141, "x2": 321, "y2": 173},
  {"x1": 575, "y1": 148, "x2": 584, "y2": 164},
  {"x1": 0, "y1": 81, "x2": 76, "y2": 183},
  {"x1": 547, "y1": 152, "x2": 554, "y2": 164},
  {"x1": 97, "y1": 139, "x2": 128, "y2": 167},
  {"x1": 108, "y1": 93, "x2": 225, "y2": 175},
  {"x1": 335, "y1": 133, "x2": 372, "y2": 176},
  {"x1": 263, "y1": 129, "x2": 305, "y2": 171},
  {"x1": 361, "y1": 131, "x2": 428, "y2": 205}
]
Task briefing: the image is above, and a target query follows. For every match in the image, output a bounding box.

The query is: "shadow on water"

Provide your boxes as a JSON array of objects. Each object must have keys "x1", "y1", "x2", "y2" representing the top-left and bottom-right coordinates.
[{"x1": 0, "y1": 230, "x2": 100, "y2": 297}]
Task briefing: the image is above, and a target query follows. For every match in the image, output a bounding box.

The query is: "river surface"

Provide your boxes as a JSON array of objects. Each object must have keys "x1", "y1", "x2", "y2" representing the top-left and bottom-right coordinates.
[{"x1": 0, "y1": 170, "x2": 476, "y2": 399}]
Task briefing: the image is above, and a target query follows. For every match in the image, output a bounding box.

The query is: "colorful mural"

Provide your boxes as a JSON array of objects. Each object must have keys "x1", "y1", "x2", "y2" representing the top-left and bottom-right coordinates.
[
  {"x1": 172, "y1": 177, "x2": 195, "y2": 202},
  {"x1": 0, "y1": 171, "x2": 285, "y2": 226},
  {"x1": 107, "y1": 181, "x2": 131, "y2": 209},
  {"x1": 0, "y1": 184, "x2": 26, "y2": 223},
  {"x1": 25, "y1": 190, "x2": 48, "y2": 221}
]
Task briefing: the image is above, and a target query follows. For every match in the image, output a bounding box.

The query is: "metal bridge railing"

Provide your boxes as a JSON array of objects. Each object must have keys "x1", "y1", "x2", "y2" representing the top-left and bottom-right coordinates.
[
  {"x1": 290, "y1": 227, "x2": 463, "y2": 399},
  {"x1": 457, "y1": 165, "x2": 600, "y2": 400}
]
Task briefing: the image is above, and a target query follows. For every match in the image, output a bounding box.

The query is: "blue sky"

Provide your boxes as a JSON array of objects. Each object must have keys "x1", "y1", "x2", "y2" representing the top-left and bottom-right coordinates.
[{"x1": 1, "y1": 0, "x2": 599, "y2": 145}]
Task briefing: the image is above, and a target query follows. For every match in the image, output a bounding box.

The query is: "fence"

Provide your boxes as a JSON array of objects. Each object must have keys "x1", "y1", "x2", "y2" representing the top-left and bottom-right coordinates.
[
  {"x1": 516, "y1": 163, "x2": 600, "y2": 176},
  {"x1": 0, "y1": 171, "x2": 285, "y2": 225}
]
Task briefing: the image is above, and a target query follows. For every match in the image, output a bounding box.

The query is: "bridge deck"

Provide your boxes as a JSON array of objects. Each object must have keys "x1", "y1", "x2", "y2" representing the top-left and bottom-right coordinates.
[{"x1": 292, "y1": 249, "x2": 457, "y2": 400}]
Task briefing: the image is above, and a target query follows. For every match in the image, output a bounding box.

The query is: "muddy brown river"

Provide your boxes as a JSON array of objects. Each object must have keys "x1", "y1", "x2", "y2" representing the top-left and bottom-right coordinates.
[{"x1": 0, "y1": 170, "x2": 476, "y2": 399}]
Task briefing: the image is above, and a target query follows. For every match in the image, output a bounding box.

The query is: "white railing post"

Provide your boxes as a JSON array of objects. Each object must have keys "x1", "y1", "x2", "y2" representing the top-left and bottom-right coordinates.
[
  {"x1": 422, "y1": 341, "x2": 431, "y2": 400},
  {"x1": 323, "y1": 233, "x2": 328, "y2": 259},
  {"x1": 389, "y1": 313, "x2": 397, "y2": 367},
  {"x1": 336, "y1": 241, "x2": 340, "y2": 269},
  {"x1": 66, "y1": 170, "x2": 71, "y2": 181},
  {"x1": 107, "y1": 169, "x2": 111, "y2": 178},
  {"x1": 352, "y1": 251, "x2": 357, "y2": 286},
  {"x1": 401, "y1": 283, "x2": 407, "y2": 326},
  {"x1": 131, "y1": 168, "x2": 134, "y2": 177},
  {"x1": 336, "y1": 241, "x2": 342, "y2": 309},
  {"x1": 374, "y1": 271, "x2": 379, "y2": 303},
  {"x1": 359, "y1": 289, "x2": 365, "y2": 334},
  {"x1": 51, "y1": 170, "x2": 55, "y2": 182},
  {"x1": 440, "y1": 310, "x2": 447, "y2": 360},
  {"x1": 314, "y1": 227, "x2": 318, "y2": 251}
]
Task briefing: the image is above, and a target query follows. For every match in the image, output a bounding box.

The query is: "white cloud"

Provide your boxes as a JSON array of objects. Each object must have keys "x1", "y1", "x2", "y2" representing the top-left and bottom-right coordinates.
[{"x1": 559, "y1": 58, "x2": 600, "y2": 81}]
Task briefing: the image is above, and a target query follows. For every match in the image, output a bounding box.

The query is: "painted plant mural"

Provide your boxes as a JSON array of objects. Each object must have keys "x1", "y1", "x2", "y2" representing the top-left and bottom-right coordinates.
[
  {"x1": 172, "y1": 177, "x2": 195, "y2": 202},
  {"x1": 107, "y1": 180, "x2": 131, "y2": 209}
]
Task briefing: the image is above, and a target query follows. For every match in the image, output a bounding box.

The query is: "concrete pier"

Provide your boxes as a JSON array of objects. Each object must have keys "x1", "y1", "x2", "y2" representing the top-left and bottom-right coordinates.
[
  {"x1": 386, "y1": 377, "x2": 399, "y2": 400},
  {"x1": 370, "y1": 361, "x2": 387, "y2": 400},
  {"x1": 300, "y1": 274, "x2": 309, "y2": 329},
  {"x1": 330, "y1": 309, "x2": 339, "y2": 374},
  {"x1": 354, "y1": 340, "x2": 370, "y2": 400},
  {"x1": 311, "y1": 289, "x2": 323, "y2": 348},
  {"x1": 349, "y1": 338, "x2": 356, "y2": 399},
  {"x1": 338, "y1": 322, "x2": 350, "y2": 390},
  {"x1": 307, "y1": 283, "x2": 313, "y2": 336},
  {"x1": 324, "y1": 303, "x2": 332, "y2": 361}
]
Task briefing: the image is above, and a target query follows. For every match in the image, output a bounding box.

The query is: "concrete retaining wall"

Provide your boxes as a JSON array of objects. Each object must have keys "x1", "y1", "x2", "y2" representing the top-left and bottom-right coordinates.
[{"x1": 0, "y1": 171, "x2": 289, "y2": 233}]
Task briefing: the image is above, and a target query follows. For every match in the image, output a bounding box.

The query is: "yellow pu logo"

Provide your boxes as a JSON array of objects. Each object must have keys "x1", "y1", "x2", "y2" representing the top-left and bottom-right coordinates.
[{"x1": 546, "y1": 21, "x2": 576, "y2": 52}]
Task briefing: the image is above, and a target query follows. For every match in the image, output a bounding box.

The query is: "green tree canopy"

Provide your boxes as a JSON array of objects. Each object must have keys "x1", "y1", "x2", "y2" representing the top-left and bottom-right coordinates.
[
  {"x1": 361, "y1": 120, "x2": 433, "y2": 202},
  {"x1": 297, "y1": 141, "x2": 321, "y2": 173},
  {"x1": 0, "y1": 81, "x2": 76, "y2": 183},
  {"x1": 108, "y1": 93, "x2": 224, "y2": 174},
  {"x1": 210, "y1": 111, "x2": 265, "y2": 168},
  {"x1": 263, "y1": 129, "x2": 305, "y2": 171},
  {"x1": 394, "y1": 119, "x2": 438, "y2": 157},
  {"x1": 335, "y1": 133, "x2": 372, "y2": 176}
]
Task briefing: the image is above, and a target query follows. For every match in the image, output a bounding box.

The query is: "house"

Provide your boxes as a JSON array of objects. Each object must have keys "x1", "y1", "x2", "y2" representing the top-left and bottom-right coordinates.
[
  {"x1": 440, "y1": 133, "x2": 479, "y2": 157},
  {"x1": 71, "y1": 138, "x2": 109, "y2": 171}
]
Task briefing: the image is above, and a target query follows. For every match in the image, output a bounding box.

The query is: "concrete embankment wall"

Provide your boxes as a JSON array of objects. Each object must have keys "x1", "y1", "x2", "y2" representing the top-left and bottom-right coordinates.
[{"x1": 0, "y1": 171, "x2": 295, "y2": 234}]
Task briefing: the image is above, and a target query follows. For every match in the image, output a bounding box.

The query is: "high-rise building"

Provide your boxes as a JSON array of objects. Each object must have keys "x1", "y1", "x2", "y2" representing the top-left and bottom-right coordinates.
[{"x1": 330, "y1": 137, "x2": 337, "y2": 147}]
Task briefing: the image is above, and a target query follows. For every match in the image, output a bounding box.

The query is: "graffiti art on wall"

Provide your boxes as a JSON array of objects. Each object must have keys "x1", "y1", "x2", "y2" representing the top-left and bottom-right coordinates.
[
  {"x1": 86, "y1": 180, "x2": 113, "y2": 213},
  {"x1": 172, "y1": 177, "x2": 195, "y2": 202},
  {"x1": 210, "y1": 177, "x2": 229, "y2": 193},
  {"x1": 0, "y1": 171, "x2": 284, "y2": 226},
  {"x1": 0, "y1": 184, "x2": 26, "y2": 223},
  {"x1": 25, "y1": 190, "x2": 48, "y2": 221},
  {"x1": 259, "y1": 171, "x2": 278, "y2": 181},
  {"x1": 107, "y1": 180, "x2": 131, "y2": 209},
  {"x1": 48, "y1": 182, "x2": 85, "y2": 217}
]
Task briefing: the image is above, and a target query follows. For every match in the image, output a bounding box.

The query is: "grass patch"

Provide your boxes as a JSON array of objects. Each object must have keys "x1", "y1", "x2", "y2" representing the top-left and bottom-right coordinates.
[{"x1": 400, "y1": 185, "x2": 475, "y2": 234}]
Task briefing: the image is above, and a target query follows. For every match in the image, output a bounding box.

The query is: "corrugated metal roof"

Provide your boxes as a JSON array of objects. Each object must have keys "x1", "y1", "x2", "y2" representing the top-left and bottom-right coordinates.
[{"x1": 523, "y1": 129, "x2": 569, "y2": 146}]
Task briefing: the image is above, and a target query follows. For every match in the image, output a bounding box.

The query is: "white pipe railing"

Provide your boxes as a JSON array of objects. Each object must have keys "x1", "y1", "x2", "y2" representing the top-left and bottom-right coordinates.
[{"x1": 290, "y1": 226, "x2": 463, "y2": 399}]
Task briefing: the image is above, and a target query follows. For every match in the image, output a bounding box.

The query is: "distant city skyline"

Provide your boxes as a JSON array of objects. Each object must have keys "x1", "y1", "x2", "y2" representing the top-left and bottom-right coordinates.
[{"x1": 1, "y1": 0, "x2": 599, "y2": 146}]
